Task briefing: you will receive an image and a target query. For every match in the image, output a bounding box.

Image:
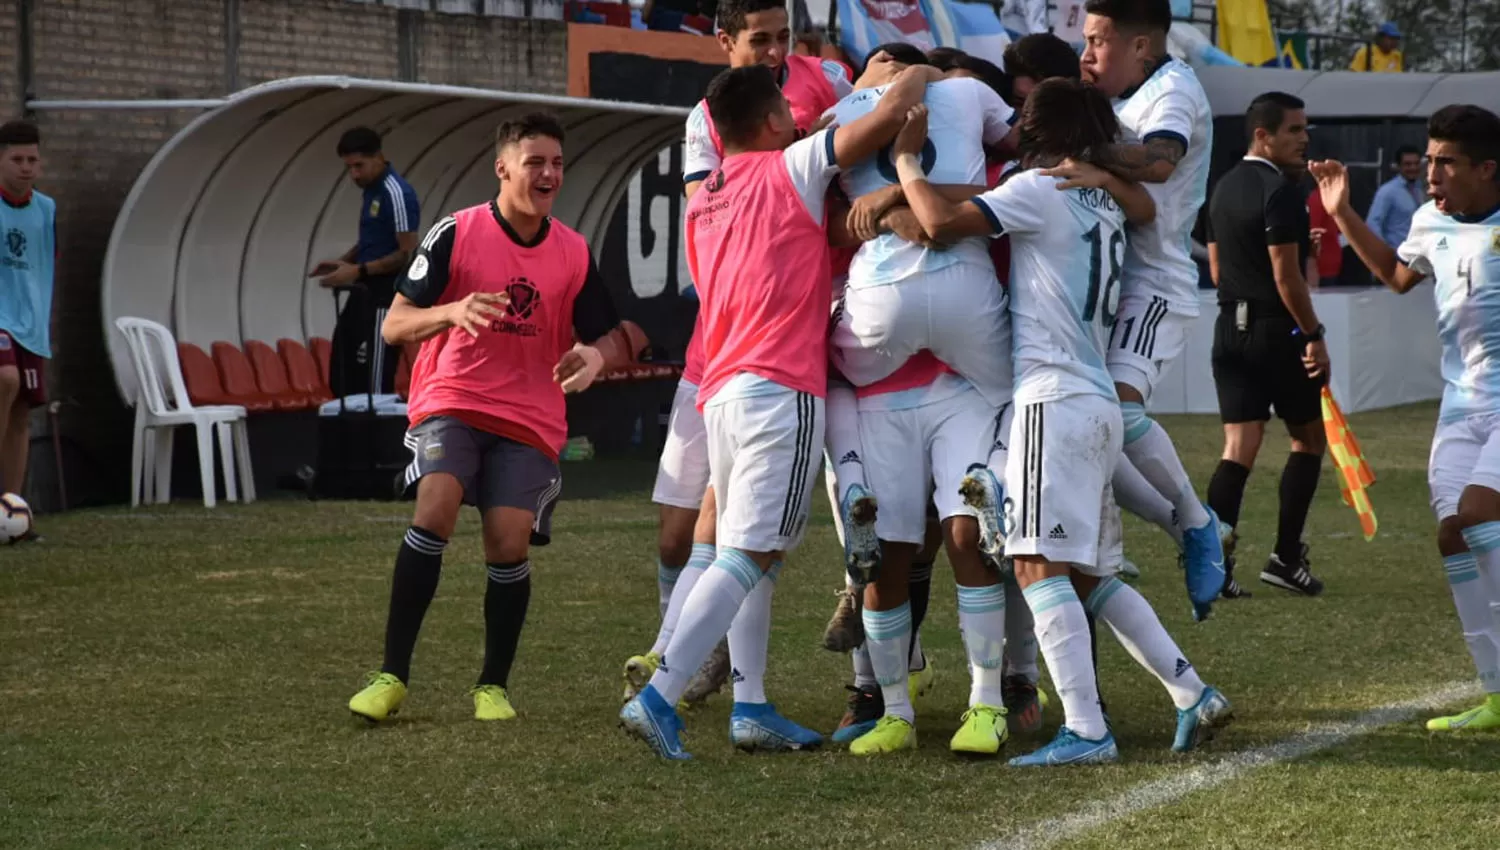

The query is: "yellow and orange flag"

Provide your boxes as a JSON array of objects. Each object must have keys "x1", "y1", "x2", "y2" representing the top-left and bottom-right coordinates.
[{"x1": 1321, "y1": 386, "x2": 1378, "y2": 540}]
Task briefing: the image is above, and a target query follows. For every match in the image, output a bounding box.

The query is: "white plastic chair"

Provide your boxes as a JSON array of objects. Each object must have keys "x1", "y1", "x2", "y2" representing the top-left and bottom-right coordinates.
[{"x1": 114, "y1": 317, "x2": 254, "y2": 508}]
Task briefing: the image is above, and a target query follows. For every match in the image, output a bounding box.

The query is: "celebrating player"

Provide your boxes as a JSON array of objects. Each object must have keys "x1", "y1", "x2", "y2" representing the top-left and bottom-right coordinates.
[
  {"x1": 347, "y1": 114, "x2": 642, "y2": 724},
  {"x1": 619, "y1": 62, "x2": 934, "y2": 760},
  {"x1": 894, "y1": 78, "x2": 1231, "y2": 764},
  {"x1": 1310, "y1": 105, "x2": 1500, "y2": 732}
]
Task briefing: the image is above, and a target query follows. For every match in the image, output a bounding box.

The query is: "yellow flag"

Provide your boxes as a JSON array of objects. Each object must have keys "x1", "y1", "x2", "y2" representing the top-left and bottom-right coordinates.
[{"x1": 1321, "y1": 387, "x2": 1377, "y2": 540}]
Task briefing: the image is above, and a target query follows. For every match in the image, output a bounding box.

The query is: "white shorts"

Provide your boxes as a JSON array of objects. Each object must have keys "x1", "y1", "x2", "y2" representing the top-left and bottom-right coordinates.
[
  {"x1": 1004, "y1": 394, "x2": 1123, "y2": 572},
  {"x1": 1428, "y1": 413, "x2": 1500, "y2": 519},
  {"x1": 706, "y1": 389, "x2": 826, "y2": 553},
  {"x1": 860, "y1": 389, "x2": 1008, "y2": 544},
  {"x1": 1106, "y1": 293, "x2": 1192, "y2": 399},
  {"x1": 651, "y1": 378, "x2": 710, "y2": 510},
  {"x1": 831, "y1": 264, "x2": 1013, "y2": 407}
]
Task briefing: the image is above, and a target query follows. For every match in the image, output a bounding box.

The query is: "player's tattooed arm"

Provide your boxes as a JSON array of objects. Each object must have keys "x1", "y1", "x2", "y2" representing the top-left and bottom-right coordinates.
[
  {"x1": 1039, "y1": 159, "x2": 1156, "y2": 226},
  {"x1": 1088, "y1": 135, "x2": 1185, "y2": 184}
]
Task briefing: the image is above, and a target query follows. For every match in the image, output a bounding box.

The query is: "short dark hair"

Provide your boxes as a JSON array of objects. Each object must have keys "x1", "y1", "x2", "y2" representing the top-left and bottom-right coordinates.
[
  {"x1": 1427, "y1": 104, "x2": 1500, "y2": 171},
  {"x1": 1019, "y1": 78, "x2": 1119, "y2": 161},
  {"x1": 925, "y1": 46, "x2": 967, "y2": 71},
  {"x1": 336, "y1": 126, "x2": 381, "y2": 158},
  {"x1": 0, "y1": 120, "x2": 40, "y2": 149},
  {"x1": 868, "y1": 42, "x2": 930, "y2": 68},
  {"x1": 717, "y1": 0, "x2": 785, "y2": 38},
  {"x1": 706, "y1": 65, "x2": 783, "y2": 149},
  {"x1": 1244, "y1": 91, "x2": 1305, "y2": 144},
  {"x1": 496, "y1": 112, "x2": 566, "y2": 154},
  {"x1": 1003, "y1": 33, "x2": 1081, "y2": 83},
  {"x1": 1394, "y1": 144, "x2": 1422, "y2": 162},
  {"x1": 1082, "y1": 0, "x2": 1173, "y2": 34},
  {"x1": 952, "y1": 55, "x2": 1011, "y2": 102}
]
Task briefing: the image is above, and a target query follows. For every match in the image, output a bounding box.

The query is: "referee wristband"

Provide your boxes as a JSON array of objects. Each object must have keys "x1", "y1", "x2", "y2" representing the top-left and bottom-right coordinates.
[{"x1": 1294, "y1": 324, "x2": 1325, "y2": 343}]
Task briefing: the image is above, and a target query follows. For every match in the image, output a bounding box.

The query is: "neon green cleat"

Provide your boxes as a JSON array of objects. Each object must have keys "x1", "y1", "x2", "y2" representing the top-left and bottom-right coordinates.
[
  {"x1": 622, "y1": 652, "x2": 661, "y2": 702},
  {"x1": 950, "y1": 704, "x2": 1009, "y2": 756},
  {"x1": 472, "y1": 685, "x2": 517, "y2": 721},
  {"x1": 349, "y1": 671, "x2": 407, "y2": 722},
  {"x1": 849, "y1": 715, "x2": 918, "y2": 756},
  {"x1": 908, "y1": 657, "x2": 936, "y2": 704},
  {"x1": 1425, "y1": 696, "x2": 1500, "y2": 732}
]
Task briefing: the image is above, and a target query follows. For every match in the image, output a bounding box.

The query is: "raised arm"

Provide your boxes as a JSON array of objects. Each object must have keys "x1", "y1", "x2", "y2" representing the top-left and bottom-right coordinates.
[
  {"x1": 831, "y1": 65, "x2": 942, "y2": 170},
  {"x1": 1309, "y1": 160, "x2": 1425, "y2": 293}
]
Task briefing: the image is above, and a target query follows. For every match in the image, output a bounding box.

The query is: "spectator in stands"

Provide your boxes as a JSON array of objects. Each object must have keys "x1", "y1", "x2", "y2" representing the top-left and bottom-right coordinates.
[
  {"x1": 1366, "y1": 144, "x2": 1425, "y2": 248},
  {"x1": 1001, "y1": 32, "x2": 1082, "y2": 108},
  {"x1": 1307, "y1": 193, "x2": 1344, "y2": 288},
  {"x1": 309, "y1": 127, "x2": 420, "y2": 399},
  {"x1": 0, "y1": 120, "x2": 52, "y2": 542},
  {"x1": 1349, "y1": 22, "x2": 1403, "y2": 73}
]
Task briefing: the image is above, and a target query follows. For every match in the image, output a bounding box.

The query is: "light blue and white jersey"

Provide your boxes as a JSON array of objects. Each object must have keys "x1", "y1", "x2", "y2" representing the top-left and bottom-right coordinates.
[
  {"x1": 971, "y1": 170, "x2": 1124, "y2": 404},
  {"x1": 1399, "y1": 201, "x2": 1500, "y2": 424},
  {"x1": 1112, "y1": 58, "x2": 1212, "y2": 316},
  {"x1": 829, "y1": 76, "x2": 1012, "y2": 288}
]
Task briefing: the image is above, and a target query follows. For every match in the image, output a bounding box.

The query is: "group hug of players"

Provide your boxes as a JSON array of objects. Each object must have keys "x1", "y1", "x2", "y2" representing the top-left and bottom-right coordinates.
[{"x1": 342, "y1": 0, "x2": 1500, "y2": 758}]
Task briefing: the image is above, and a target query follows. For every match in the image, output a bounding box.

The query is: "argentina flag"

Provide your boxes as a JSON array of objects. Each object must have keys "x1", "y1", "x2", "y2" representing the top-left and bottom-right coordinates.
[
  {"x1": 922, "y1": 0, "x2": 1011, "y2": 66},
  {"x1": 836, "y1": 0, "x2": 935, "y2": 68}
]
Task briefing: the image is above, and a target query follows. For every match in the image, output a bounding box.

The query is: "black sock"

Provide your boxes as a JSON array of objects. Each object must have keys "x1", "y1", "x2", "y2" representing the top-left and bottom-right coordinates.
[
  {"x1": 478, "y1": 560, "x2": 532, "y2": 687},
  {"x1": 1275, "y1": 452, "x2": 1323, "y2": 564},
  {"x1": 1207, "y1": 459, "x2": 1252, "y2": 530},
  {"x1": 381, "y1": 526, "x2": 447, "y2": 684},
  {"x1": 907, "y1": 560, "x2": 933, "y2": 667}
]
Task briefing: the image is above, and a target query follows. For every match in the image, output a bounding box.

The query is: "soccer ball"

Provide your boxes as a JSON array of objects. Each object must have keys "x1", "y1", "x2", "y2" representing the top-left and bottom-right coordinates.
[{"x1": 0, "y1": 493, "x2": 32, "y2": 542}]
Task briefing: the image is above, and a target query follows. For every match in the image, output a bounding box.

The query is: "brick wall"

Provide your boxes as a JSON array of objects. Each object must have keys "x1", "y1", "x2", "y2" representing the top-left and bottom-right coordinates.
[{"x1": 15, "y1": 1, "x2": 567, "y2": 509}]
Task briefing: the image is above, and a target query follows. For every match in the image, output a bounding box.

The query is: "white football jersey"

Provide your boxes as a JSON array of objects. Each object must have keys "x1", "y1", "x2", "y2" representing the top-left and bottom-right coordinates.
[
  {"x1": 1112, "y1": 58, "x2": 1212, "y2": 316},
  {"x1": 829, "y1": 76, "x2": 1013, "y2": 287},
  {"x1": 972, "y1": 170, "x2": 1125, "y2": 404}
]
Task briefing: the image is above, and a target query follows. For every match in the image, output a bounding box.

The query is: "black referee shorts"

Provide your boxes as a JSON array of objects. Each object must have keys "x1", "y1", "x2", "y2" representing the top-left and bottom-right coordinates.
[{"x1": 1211, "y1": 309, "x2": 1323, "y2": 427}]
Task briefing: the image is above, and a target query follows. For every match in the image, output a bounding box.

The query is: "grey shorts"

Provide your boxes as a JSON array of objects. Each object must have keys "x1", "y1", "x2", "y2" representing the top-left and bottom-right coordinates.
[{"x1": 402, "y1": 415, "x2": 562, "y2": 545}]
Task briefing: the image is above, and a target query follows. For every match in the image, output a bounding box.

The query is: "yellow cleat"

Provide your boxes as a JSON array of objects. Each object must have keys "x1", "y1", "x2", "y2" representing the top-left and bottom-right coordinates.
[
  {"x1": 622, "y1": 652, "x2": 661, "y2": 702},
  {"x1": 950, "y1": 704, "x2": 1009, "y2": 756},
  {"x1": 472, "y1": 684, "x2": 518, "y2": 721},
  {"x1": 1425, "y1": 697, "x2": 1500, "y2": 732},
  {"x1": 849, "y1": 715, "x2": 917, "y2": 756},
  {"x1": 908, "y1": 657, "x2": 936, "y2": 704},
  {"x1": 349, "y1": 671, "x2": 407, "y2": 722}
]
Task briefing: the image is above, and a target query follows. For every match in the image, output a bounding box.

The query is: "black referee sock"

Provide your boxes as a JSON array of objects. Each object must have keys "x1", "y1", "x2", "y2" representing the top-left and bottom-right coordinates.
[
  {"x1": 1275, "y1": 452, "x2": 1324, "y2": 564},
  {"x1": 907, "y1": 560, "x2": 933, "y2": 668},
  {"x1": 1207, "y1": 459, "x2": 1252, "y2": 531},
  {"x1": 381, "y1": 526, "x2": 448, "y2": 684},
  {"x1": 478, "y1": 561, "x2": 532, "y2": 688}
]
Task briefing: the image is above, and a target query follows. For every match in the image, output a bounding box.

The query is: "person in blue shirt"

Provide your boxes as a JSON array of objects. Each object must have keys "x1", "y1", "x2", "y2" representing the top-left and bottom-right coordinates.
[
  {"x1": 309, "y1": 127, "x2": 420, "y2": 397},
  {"x1": 0, "y1": 120, "x2": 55, "y2": 542},
  {"x1": 1365, "y1": 144, "x2": 1425, "y2": 248},
  {"x1": 1311, "y1": 104, "x2": 1500, "y2": 733}
]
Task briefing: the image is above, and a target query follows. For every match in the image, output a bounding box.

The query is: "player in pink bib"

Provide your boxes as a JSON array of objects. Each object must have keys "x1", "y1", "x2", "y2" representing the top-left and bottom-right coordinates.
[{"x1": 621, "y1": 61, "x2": 934, "y2": 760}]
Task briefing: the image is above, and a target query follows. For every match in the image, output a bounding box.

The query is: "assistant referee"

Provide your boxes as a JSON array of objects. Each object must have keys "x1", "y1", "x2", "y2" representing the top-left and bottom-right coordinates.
[{"x1": 1205, "y1": 91, "x2": 1329, "y2": 599}]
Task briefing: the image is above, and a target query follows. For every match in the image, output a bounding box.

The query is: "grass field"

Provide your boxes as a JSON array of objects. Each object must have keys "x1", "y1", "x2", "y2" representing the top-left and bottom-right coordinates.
[{"x1": 3, "y1": 403, "x2": 1499, "y2": 849}]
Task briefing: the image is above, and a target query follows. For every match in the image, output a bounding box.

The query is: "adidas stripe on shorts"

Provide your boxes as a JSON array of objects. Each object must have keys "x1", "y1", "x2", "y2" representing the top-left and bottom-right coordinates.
[
  {"x1": 705, "y1": 389, "x2": 825, "y2": 554},
  {"x1": 1105, "y1": 292, "x2": 1192, "y2": 399}
]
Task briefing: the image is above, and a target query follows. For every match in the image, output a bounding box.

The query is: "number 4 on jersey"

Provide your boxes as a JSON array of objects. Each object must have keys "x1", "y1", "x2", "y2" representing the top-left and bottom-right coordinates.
[
  {"x1": 1081, "y1": 222, "x2": 1124, "y2": 324},
  {"x1": 1459, "y1": 256, "x2": 1475, "y2": 295}
]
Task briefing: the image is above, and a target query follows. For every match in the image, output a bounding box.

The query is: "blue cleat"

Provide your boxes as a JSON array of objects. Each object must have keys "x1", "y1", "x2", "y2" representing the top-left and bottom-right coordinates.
[
  {"x1": 959, "y1": 464, "x2": 1007, "y2": 561},
  {"x1": 730, "y1": 702, "x2": 825, "y2": 752},
  {"x1": 1181, "y1": 503, "x2": 1227, "y2": 621},
  {"x1": 839, "y1": 483, "x2": 882, "y2": 586},
  {"x1": 1173, "y1": 686, "x2": 1233, "y2": 753},
  {"x1": 1008, "y1": 726, "x2": 1119, "y2": 767},
  {"x1": 620, "y1": 685, "x2": 692, "y2": 761}
]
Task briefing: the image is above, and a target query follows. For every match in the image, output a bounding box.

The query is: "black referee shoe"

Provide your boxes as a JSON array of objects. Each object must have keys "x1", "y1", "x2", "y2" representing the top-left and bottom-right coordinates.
[
  {"x1": 1220, "y1": 531, "x2": 1252, "y2": 599},
  {"x1": 1260, "y1": 548, "x2": 1324, "y2": 597}
]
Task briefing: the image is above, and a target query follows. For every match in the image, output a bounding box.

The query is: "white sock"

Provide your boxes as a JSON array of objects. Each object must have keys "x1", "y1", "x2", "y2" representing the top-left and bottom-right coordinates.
[
  {"x1": 1002, "y1": 577, "x2": 1039, "y2": 681},
  {"x1": 1087, "y1": 576, "x2": 1206, "y2": 709},
  {"x1": 826, "y1": 383, "x2": 866, "y2": 504},
  {"x1": 1022, "y1": 576, "x2": 1107, "y2": 739},
  {"x1": 651, "y1": 543, "x2": 714, "y2": 656},
  {"x1": 957, "y1": 583, "x2": 1007, "y2": 708},
  {"x1": 1113, "y1": 456, "x2": 1183, "y2": 546},
  {"x1": 657, "y1": 559, "x2": 683, "y2": 619},
  {"x1": 826, "y1": 458, "x2": 847, "y2": 552},
  {"x1": 648, "y1": 548, "x2": 760, "y2": 705},
  {"x1": 727, "y1": 561, "x2": 781, "y2": 704},
  {"x1": 1450, "y1": 537, "x2": 1500, "y2": 693},
  {"x1": 862, "y1": 602, "x2": 914, "y2": 722},
  {"x1": 852, "y1": 643, "x2": 877, "y2": 688},
  {"x1": 1123, "y1": 416, "x2": 1211, "y2": 531}
]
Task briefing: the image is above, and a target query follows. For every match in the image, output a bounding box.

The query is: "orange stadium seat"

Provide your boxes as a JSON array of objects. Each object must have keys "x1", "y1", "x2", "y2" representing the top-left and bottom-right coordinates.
[
  {"x1": 277, "y1": 339, "x2": 333, "y2": 406},
  {"x1": 176, "y1": 342, "x2": 236, "y2": 408},
  {"x1": 310, "y1": 337, "x2": 332, "y2": 387},
  {"x1": 244, "y1": 340, "x2": 312, "y2": 410},
  {"x1": 209, "y1": 342, "x2": 276, "y2": 413}
]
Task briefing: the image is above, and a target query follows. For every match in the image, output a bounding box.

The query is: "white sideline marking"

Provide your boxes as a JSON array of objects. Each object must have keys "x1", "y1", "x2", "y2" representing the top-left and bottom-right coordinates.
[{"x1": 977, "y1": 681, "x2": 1481, "y2": 850}]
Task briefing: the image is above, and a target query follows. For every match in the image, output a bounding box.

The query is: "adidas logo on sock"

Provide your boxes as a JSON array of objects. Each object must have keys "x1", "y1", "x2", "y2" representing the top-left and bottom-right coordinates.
[
  {"x1": 839, "y1": 450, "x2": 862, "y2": 465},
  {"x1": 730, "y1": 667, "x2": 744, "y2": 683},
  {"x1": 659, "y1": 655, "x2": 671, "y2": 674},
  {"x1": 1048, "y1": 524, "x2": 1067, "y2": 540},
  {"x1": 1174, "y1": 657, "x2": 1192, "y2": 677}
]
